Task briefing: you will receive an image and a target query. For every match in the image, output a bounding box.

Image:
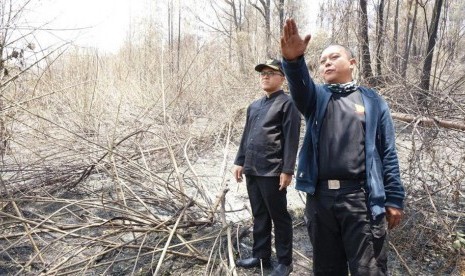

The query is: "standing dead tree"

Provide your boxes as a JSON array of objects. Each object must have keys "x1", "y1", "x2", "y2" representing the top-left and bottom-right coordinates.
[
  {"x1": 419, "y1": 0, "x2": 444, "y2": 105},
  {"x1": 400, "y1": 0, "x2": 419, "y2": 79},
  {"x1": 358, "y1": 0, "x2": 375, "y2": 86},
  {"x1": 250, "y1": 0, "x2": 272, "y2": 57},
  {"x1": 193, "y1": 0, "x2": 249, "y2": 73},
  {"x1": 375, "y1": 0, "x2": 385, "y2": 80}
]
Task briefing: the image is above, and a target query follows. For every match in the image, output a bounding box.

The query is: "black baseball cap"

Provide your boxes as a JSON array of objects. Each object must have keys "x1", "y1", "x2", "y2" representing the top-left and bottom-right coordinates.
[{"x1": 255, "y1": 59, "x2": 283, "y2": 74}]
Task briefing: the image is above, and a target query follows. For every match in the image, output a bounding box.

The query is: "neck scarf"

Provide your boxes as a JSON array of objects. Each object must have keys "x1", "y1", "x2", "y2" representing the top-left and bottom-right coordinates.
[{"x1": 325, "y1": 80, "x2": 359, "y2": 94}]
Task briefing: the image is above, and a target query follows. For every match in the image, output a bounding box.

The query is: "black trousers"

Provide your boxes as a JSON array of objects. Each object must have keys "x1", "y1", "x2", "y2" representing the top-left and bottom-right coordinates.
[
  {"x1": 305, "y1": 185, "x2": 388, "y2": 276},
  {"x1": 245, "y1": 175, "x2": 293, "y2": 265}
]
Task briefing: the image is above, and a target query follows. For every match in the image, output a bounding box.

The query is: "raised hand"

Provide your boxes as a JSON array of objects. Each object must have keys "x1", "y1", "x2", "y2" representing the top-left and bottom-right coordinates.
[{"x1": 281, "y1": 18, "x2": 311, "y2": 61}]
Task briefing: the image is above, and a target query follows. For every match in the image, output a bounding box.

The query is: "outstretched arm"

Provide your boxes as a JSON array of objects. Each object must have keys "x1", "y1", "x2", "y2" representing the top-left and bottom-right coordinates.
[{"x1": 281, "y1": 19, "x2": 317, "y2": 118}]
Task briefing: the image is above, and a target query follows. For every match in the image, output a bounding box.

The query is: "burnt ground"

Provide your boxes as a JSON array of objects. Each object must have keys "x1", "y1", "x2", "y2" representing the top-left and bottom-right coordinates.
[
  {"x1": 233, "y1": 213, "x2": 313, "y2": 276},
  {"x1": 1, "y1": 136, "x2": 463, "y2": 275}
]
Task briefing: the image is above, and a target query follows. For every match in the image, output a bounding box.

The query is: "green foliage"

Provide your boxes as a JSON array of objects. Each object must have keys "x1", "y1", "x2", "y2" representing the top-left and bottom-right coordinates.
[{"x1": 452, "y1": 231, "x2": 465, "y2": 250}]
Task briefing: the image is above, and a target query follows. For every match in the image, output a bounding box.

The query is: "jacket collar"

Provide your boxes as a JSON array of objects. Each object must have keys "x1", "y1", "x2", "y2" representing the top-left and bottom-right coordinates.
[{"x1": 265, "y1": 90, "x2": 284, "y2": 100}]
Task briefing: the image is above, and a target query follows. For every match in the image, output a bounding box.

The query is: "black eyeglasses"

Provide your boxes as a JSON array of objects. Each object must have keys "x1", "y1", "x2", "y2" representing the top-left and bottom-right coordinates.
[{"x1": 259, "y1": 71, "x2": 283, "y2": 77}]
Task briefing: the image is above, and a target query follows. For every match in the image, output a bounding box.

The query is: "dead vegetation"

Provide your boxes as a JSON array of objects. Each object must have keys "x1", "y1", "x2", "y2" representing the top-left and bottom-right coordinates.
[{"x1": 0, "y1": 0, "x2": 464, "y2": 275}]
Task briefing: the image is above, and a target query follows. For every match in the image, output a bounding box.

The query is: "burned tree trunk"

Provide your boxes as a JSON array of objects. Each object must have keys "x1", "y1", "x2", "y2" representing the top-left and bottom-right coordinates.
[
  {"x1": 375, "y1": 0, "x2": 385, "y2": 79},
  {"x1": 251, "y1": 0, "x2": 272, "y2": 57},
  {"x1": 359, "y1": 0, "x2": 375, "y2": 86},
  {"x1": 419, "y1": 0, "x2": 444, "y2": 93},
  {"x1": 401, "y1": 0, "x2": 419, "y2": 79},
  {"x1": 391, "y1": 0, "x2": 400, "y2": 74}
]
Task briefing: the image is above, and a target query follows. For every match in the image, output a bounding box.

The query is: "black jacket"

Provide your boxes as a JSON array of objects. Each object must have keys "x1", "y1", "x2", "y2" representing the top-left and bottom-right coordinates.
[{"x1": 234, "y1": 90, "x2": 301, "y2": 176}]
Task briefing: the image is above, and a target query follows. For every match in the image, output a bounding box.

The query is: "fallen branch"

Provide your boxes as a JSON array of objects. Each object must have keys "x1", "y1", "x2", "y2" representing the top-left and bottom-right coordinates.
[
  {"x1": 389, "y1": 241, "x2": 413, "y2": 276},
  {"x1": 391, "y1": 112, "x2": 465, "y2": 131}
]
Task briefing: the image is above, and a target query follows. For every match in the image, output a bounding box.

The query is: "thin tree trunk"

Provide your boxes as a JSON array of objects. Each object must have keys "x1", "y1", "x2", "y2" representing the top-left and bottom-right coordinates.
[
  {"x1": 432, "y1": 0, "x2": 449, "y2": 91},
  {"x1": 391, "y1": 0, "x2": 400, "y2": 74},
  {"x1": 375, "y1": 0, "x2": 385, "y2": 79},
  {"x1": 278, "y1": 0, "x2": 285, "y2": 35},
  {"x1": 419, "y1": 0, "x2": 444, "y2": 92},
  {"x1": 359, "y1": 0, "x2": 375, "y2": 86},
  {"x1": 264, "y1": 0, "x2": 271, "y2": 57},
  {"x1": 177, "y1": 0, "x2": 181, "y2": 71},
  {"x1": 0, "y1": 1, "x2": 8, "y2": 160},
  {"x1": 251, "y1": 0, "x2": 272, "y2": 58},
  {"x1": 400, "y1": 0, "x2": 414, "y2": 79},
  {"x1": 168, "y1": 0, "x2": 174, "y2": 72},
  {"x1": 401, "y1": 0, "x2": 418, "y2": 79},
  {"x1": 384, "y1": 0, "x2": 390, "y2": 42},
  {"x1": 223, "y1": 0, "x2": 246, "y2": 69},
  {"x1": 229, "y1": 21, "x2": 232, "y2": 63}
]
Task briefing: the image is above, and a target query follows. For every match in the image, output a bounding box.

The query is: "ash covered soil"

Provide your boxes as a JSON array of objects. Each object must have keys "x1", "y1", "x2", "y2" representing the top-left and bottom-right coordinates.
[
  {"x1": 227, "y1": 179, "x2": 312, "y2": 275},
  {"x1": 166, "y1": 151, "x2": 415, "y2": 276},
  {"x1": 166, "y1": 136, "x2": 461, "y2": 276}
]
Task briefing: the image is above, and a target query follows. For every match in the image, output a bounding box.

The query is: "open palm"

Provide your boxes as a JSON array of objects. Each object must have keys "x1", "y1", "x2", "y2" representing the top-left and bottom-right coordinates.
[{"x1": 281, "y1": 19, "x2": 311, "y2": 61}]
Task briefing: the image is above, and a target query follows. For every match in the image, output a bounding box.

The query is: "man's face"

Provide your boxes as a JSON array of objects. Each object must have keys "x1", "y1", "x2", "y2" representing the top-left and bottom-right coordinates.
[
  {"x1": 259, "y1": 68, "x2": 285, "y2": 92},
  {"x1": 318, "y1": 45, "x2": 356, "y2": 84}
]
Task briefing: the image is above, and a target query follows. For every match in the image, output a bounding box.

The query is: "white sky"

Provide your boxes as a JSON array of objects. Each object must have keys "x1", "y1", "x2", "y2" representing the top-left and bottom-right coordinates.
[
  {"x1": 28, "y1": 0, "x2": 153, "y2": 53},
  {"x1": 26, "y1": 0, "x2": 320, "y2": 54}
]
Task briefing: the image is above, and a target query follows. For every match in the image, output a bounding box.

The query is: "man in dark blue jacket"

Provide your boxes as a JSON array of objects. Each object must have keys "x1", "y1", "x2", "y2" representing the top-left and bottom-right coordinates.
[
  {"x1": 234, "y1": 59, "x2": 300, "y2": 276},
  {"x1": 280, "y1": 19, "x2": 405, "y2": 276}
]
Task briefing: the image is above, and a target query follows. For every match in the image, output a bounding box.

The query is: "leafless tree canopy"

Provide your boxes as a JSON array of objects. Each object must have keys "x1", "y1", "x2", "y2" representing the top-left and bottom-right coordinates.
[{"x1": 0, "y1": 0, "x2": 464, "y2": 275}]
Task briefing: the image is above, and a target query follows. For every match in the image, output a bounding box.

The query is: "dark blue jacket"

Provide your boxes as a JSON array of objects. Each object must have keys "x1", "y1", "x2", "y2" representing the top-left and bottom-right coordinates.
[{"x1": 283, "y1": 57, "x2": 405, "y2": 218}]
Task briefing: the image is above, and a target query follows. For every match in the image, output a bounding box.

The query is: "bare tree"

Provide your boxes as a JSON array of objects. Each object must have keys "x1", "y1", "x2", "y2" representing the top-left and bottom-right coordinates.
[
  {"x1": 168, "y1": 0, "x2": 174, "y2": 71},
  {"x1": 358, "y1": 0, "x2": 375, "y2": 86},
  {"x1": 419, "y1": 0, "x2": 444, "y2": 93},
  {"x1": 277, "y1": 0, "x2": 285, "y2": 34},
  {"x1": 250, "y1": 0, "x2": 272, "y2": 57},
  {"x1": 391, "y1": 0, "x2": 400, "y2": 74},
  {"x1": 401, "y1": 0, "x2": 419, "y2": 79},
  {"x1": 0, "y1": 0, "x2": 34, "y2": 159},
  {"x1": 0, "y1": 1, "x2": 464, "y2": 275},
  {"x1": 224, "y1": 0, "x2": 248, "y2": 69},
  {"x1": 225, "y1": 0, "x2": 246, "y2": 31},
  {"x1": 193, "y1": 1, "x2": 249, "y2": 71},
  {"x1": 375, "y1": 0, "x2": 385, "y2": 79},
  {"x1": 317, "y1": 0, "x2": 355, "y2": 45},
  {"x1": 177, "y1": 0, "x2": 182, "y2": 71}
]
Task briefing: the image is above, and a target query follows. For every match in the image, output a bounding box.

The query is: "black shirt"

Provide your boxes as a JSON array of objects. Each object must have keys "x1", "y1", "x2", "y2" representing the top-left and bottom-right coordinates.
[
  {"x1": 235, "y1": 90, "x2": 301, "y2": 177},
  {"x1": 318, "y1": 90, "x2": 366, "y2": 180}
]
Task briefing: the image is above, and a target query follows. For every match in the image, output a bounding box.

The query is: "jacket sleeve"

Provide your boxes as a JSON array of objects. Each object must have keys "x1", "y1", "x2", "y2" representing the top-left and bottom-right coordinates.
[
  {"x1": 234, "y1": 106, "x2": 250, "y2": 166},
  {"x1": 282, "y1": 56, "x2": 317, "y2": 119},
  {"x1": 378, "y1": 100, "x2": 405, "y2": 209},
  {"x1": 281, "y1": 99, "x2": 301, "y2": 174}
]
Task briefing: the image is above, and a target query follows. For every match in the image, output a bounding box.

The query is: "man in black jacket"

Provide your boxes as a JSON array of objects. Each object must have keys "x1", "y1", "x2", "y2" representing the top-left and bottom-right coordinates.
[
  {"x1": 280, "y1": 19, "x2": 405, "y2": 276},
  {"x1": 234, "y1": 59, "x2": 301, "y2": 276}
]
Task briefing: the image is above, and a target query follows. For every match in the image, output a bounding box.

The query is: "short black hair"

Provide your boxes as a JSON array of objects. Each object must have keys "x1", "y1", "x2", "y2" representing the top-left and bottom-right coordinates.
[{"x1": 323, "y1": 44, "x2": 355, "y2": 59}]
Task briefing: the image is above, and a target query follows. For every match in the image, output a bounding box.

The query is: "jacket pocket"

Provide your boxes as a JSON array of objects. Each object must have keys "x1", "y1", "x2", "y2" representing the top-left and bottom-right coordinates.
[
  {"x1": 244, "y1": 150, "x2": 256, "y2": 170},
  {"x1": 255, "y1": 144, "x2": 281, "y2": 170}
]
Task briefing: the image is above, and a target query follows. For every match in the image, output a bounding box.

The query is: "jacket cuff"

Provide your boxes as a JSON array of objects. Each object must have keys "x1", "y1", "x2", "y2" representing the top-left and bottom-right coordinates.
[
  {"x1": 385, "y1": 197, "x2": 404, "y2": 210},
  {"x1": 282, "y1": 55, "x2": 305, "y2": 70},
  {"x1": 281, "y1": 169, "x2": 295, "y2": 175},
  {"x1": 233, "y1": 154, "x2": 244, "y2": 166}
]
